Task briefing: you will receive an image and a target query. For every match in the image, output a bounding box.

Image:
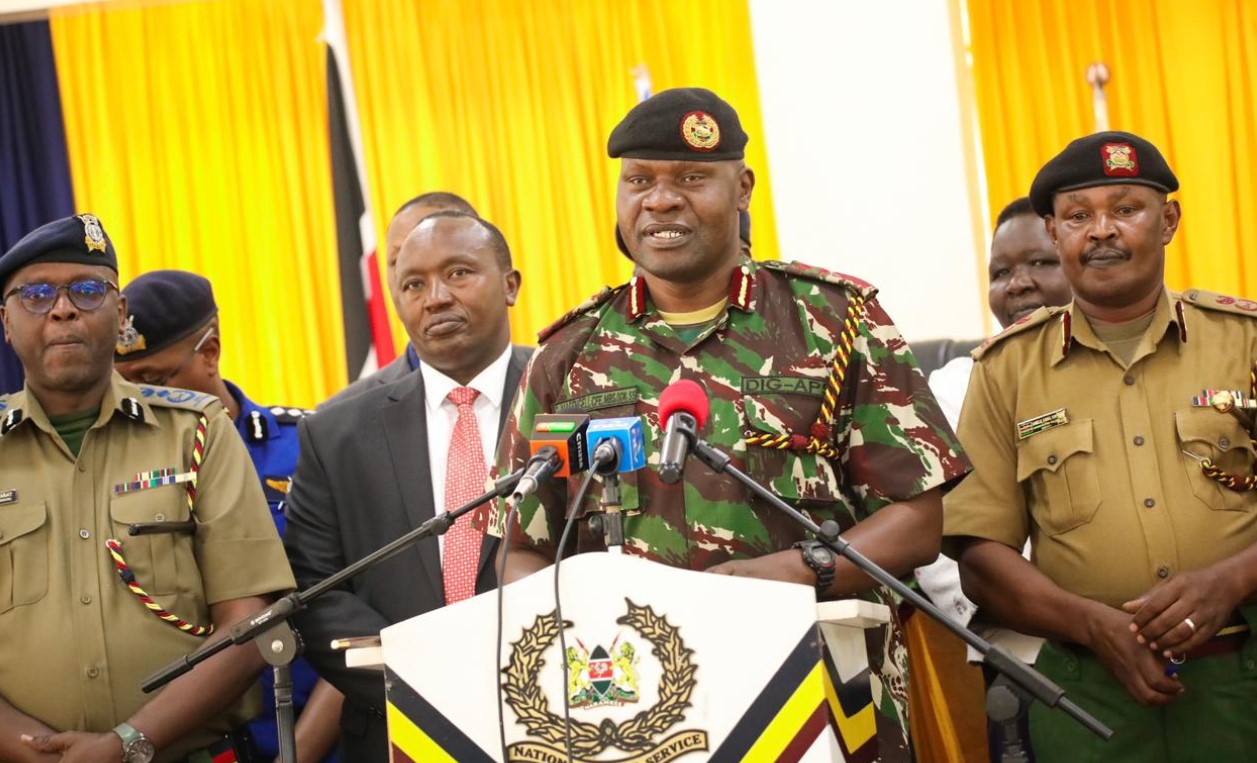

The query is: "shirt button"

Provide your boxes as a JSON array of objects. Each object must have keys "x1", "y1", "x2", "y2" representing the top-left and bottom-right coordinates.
[
  {"x1": 77, "y1": 463, "x2": 87, "y2": 472},
  {"x1": 1047, "y1": 455, "x2": 1058, "y2": 465},
  {"x1": 79, "y1": 528, "x2": 91, "y2": 539},
  {"x1": 1133, "y1": 436, "x2": 1145, "y2": 446},
  {"x1": 1144, "y1": 498, "x2": 1156, "y2": 508},
  {"x1": 1123, "y1": 375, "x2": 1136, "y2": 386},
  {"x1": 1157, "y1": 565, "x2": 1170, "y2": 579},
  {"x1": 86, "y1": 667, "x2": 99, "y2": 678},
  {"x1": 1220, "y1": 437, "x2": 1231, "y2": 450},
  {"x1": 80, "y1": 594, "x2": 92, "y2": 605}
]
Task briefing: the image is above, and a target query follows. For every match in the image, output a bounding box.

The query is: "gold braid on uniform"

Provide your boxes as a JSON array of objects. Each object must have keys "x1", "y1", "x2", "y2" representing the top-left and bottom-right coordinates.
[
  {"x1": 745, "y1": 293, "x2": 866, "y2": 460},
  {"x1": 1199, "y1": 361, "x2": 1257, "y2": 492},
  {"x1": 105, "y1": 414, "x2": 214, "y2": 637}
]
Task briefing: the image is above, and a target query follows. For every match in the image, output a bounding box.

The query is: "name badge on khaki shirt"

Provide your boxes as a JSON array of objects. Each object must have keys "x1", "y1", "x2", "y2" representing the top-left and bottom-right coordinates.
[{"x1": 1016, "y1": 408, "x2": 1070, "y2": 440}]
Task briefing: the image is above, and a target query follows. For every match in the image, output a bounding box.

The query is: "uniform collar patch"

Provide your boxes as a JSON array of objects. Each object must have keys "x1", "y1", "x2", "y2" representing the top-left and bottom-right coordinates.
[
  {"x1": 246, "y1": 410, "x2": 269, "y2": 442},
  {"x1": 627, "y1": 276, "x2": 648, "y2": 322},
  {"x1": 119, "y1": 397, "x2": 145, "y2": 423},
  {"x1": 1, "y1": 408, "x2": 24, "y2": 435}
]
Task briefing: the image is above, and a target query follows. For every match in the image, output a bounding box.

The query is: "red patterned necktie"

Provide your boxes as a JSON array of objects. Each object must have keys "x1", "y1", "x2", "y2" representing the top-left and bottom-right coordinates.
[{"x1": 443, "y1": 387, "x2": 487, "y2": 604}]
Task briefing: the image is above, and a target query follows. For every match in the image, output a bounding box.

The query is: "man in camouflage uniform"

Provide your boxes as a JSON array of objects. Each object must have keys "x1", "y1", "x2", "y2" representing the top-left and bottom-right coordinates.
[
  {"x1": 491, "y1": 88, "x2": 969, "y2": 761},
  {"x1": 945, "y1": 132, "x2": 1257, "y2": 761}
]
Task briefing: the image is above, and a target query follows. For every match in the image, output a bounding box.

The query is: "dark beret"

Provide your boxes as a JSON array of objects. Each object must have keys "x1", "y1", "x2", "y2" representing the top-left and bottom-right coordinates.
[
  {"x1": 0, "y1": 213, "x2": 118, "y2": 289},
  {"x1": 116, "y1": 270, "x2": 218, "y2": 360},
  {"x1": 1029, "y1": 131, "x2": 1178, "y2": 216},
  {"x1": 608, "y1": 87, "x2": 748, "y2": 162}
]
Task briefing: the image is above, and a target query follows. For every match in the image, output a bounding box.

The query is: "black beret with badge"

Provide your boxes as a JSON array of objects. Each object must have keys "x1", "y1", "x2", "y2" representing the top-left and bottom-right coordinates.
[
  {"x1": 1029, "y1": 130, "x2": 1179, "y2": 216},
  {"x1": 607, "y1": 87, "x2": 748, "y2": 162},
  {"x1": 116, "y1": 270, "x2": 218, "y2": 360},
  {"x1": 0, "y1": 213, "x2": 118, "y2": 289}
]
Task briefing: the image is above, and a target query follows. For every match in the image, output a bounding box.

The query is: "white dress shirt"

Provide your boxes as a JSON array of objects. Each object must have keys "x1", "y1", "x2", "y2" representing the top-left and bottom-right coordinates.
[{"x1": 420, "y1": 344, "x2": 513, "y2": 560}]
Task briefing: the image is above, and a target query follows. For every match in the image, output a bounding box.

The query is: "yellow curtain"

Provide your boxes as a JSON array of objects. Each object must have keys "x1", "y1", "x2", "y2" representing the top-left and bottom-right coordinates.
[
  {"x1": 50, "y1": 0, "x2": 343, "y2": 409},
  {"x1": 342, "y1": 0, "x2": 779, "y2": 346},
  {"x1": 967, "y1": 0, "x2": 1257, "y2": 297}
]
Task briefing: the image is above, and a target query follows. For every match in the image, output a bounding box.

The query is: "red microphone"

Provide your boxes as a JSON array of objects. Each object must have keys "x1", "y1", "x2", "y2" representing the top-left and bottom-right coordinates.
[{"x1": 657, "y1": 380, "x2": 710, "y2": 484}]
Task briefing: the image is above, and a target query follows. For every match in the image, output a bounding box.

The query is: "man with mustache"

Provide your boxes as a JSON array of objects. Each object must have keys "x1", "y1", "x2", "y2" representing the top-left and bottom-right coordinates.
[
  {"x1": 0, "y1": 215, "x2": 294, "y2": 763},
  {"x1": 945, "y1": 131, "x2": 1257, "y2": 760},
  {"x1": 492, "y1": 88, "x2": 970, "y2": 761},
  {"x1": 283, "y1": 211, "x2": 529, "y2": 762}
]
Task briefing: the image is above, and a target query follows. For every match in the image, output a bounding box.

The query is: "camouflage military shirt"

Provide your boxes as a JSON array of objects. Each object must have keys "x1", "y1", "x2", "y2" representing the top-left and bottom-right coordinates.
[{"x1": 491, "y1": 257, "x2": 969, "y2": 757}]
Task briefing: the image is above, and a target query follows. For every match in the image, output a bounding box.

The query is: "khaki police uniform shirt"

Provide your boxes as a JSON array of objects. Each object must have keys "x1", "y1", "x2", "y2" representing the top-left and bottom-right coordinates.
[
  {"x1": 0, "y1": 373, "x2": 295, "y2": 761},
  {"x1": 944, "y1": 289, "x2": 1257, "y2": 608}
]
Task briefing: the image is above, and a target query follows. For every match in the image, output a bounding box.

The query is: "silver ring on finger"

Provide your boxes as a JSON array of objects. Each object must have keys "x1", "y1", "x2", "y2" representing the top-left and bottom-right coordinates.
[{"x1": 1183, "y1": 616, "x2": 1197, "y2": 634}]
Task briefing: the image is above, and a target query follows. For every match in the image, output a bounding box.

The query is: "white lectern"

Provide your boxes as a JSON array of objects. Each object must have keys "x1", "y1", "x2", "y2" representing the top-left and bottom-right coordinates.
[{"x1": 369, "y1": 552, "x2": 889, "y2": 763}]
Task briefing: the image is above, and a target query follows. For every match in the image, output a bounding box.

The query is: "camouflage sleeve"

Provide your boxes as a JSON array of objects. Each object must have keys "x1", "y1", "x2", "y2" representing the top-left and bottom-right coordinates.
[
  {"x1": 485, "y1": 345, "x2": 564, "y2": 555},
  {"x1": 837, "y1": 296, "x2": 970, "y2": 514},
  {"x1": 941, "y1": 359, "x2": 1029, "y2": 553}
]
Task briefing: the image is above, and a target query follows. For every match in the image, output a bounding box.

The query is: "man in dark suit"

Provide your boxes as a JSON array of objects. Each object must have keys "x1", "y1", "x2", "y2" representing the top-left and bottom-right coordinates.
[
  {"x1": 323, "y1": 191, "x2": 479, "y2": 408},
  {"x1": 284, "y1": 211, "x2": 527, "y2": 762}
]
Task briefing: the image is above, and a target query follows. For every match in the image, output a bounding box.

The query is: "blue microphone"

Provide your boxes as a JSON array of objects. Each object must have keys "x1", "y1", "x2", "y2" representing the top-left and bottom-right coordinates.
[{"x1": 585, "y1": 417, "x2": 646, "y2": 475}]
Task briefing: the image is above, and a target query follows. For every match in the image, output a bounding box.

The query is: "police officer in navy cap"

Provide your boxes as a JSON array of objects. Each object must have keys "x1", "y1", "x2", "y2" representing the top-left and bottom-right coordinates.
[
  {"x1": 0, "y1": 215, "x2": 294, "y2": 762},
  {"x1": 115, "y1": 269, "x2": 342, "y2": 763}
]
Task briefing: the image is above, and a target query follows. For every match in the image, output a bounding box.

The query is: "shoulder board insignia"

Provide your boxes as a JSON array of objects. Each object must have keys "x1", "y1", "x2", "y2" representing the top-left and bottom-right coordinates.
[
  {"x1": 120, "y1": 397, "x2": 145, "y2": 423},
  {"x1": 761, "y1": 259, "x2": 877, "y2": 298},
  {"x1": 1, "y1": 408, "x2": 23, "y2": 435},
  {"x1": 268, "y1": 406, "x2": 313, "y2": 424},
  {"x1": 1181, "y1": 289, "x2": 1257, "y2": 318},
  {"x1": 538, "y1": 284, "x2": 624, "y2": 343},
  {"x1": 137, "y1": 386, "x2": 217, "y2": 411},
  {"x1": 972, "y1": 305, "x2": 1068, "y2": 360}
]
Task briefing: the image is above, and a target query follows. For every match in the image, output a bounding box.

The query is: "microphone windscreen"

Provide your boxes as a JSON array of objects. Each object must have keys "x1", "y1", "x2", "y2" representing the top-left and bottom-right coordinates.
[
  {"x1": 658, "y1": 379, "x2": 710, "y2": 428},
  {"x1": 529, "y1": 414, "x2": 591, "y2": 477}
]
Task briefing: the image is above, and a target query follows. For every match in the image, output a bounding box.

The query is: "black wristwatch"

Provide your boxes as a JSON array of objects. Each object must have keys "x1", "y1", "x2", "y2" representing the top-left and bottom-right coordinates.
[
  {"x1": 113, "y1": 722, "x2": 155, "y2": 763},
  {"x1": 794, "y1": 540, "x2": 836, "y2": 594}
]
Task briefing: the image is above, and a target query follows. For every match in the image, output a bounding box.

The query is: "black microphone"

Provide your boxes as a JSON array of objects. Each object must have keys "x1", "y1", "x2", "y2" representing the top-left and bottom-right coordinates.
[
  {"x1": 509, "y1": 446, "x2": 562, "y2": 506},
  {"x1": 657, "y1": 380, "x2": 711, "y2": 484}
]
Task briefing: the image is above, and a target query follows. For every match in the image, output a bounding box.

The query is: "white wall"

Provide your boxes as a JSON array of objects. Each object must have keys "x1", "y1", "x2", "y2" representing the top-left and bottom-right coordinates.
[{"x1": 749, "y1": 0, "x2": 991, "y2": 342}]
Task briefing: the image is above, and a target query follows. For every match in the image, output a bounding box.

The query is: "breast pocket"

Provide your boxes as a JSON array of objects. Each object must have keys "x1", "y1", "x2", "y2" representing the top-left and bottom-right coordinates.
[
  {"x1": 1176, "y1": 408, "x2": 1257, "y2": 513},
  {"x1": 0, "y1": 503, "x2": 49, "y2": 614},
  {"x1": 109, "y1": 489, "x2": 195, "y2": 596},
  {"x1": 1016, "y1": 419, "x2": 1101, "y2": 536},
  {"x1": 742, "y1": 392, "x2": 841, "y2": 510}
]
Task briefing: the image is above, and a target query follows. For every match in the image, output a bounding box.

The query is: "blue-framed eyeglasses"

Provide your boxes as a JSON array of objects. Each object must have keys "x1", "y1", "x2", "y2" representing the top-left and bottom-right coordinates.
[{"x1": 2, "y1": 279, "x2": 119, "y2": 315}]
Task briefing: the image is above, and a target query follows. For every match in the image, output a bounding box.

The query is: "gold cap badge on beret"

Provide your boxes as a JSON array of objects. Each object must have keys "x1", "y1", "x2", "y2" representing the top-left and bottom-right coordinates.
[
  {"x1": 1102, "y1": 143, "x2": 1138, "y2": 177},
  {"x1": 116, "y1": 315, "x2": 147, "y2": 356},
  {"x1": 79, "y1": 214, "x2": 107, "y2": 254},
  {"x1": 680, "y1": 111, "x2": 721, "y2": 152}
]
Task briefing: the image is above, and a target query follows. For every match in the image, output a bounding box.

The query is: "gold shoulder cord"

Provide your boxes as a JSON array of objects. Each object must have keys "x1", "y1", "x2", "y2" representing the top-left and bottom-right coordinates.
[{"x1": 745, "y1": 293, "x2": 867, "y2": 460}]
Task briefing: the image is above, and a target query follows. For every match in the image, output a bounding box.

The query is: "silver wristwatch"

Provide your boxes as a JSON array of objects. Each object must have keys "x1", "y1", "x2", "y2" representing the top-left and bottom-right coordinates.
[{"x1": 112, "y1": 722, "x2": 156, "y2": 763}]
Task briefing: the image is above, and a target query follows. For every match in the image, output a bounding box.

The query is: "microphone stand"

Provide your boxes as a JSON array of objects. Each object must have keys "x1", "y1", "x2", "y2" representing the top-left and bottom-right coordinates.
[
  {"x1": 140, "y1": 467, "x2": 527, "y2": 762},
  {"x1": 679, "y1": 426, "x2": 1113, "y2": 742}
]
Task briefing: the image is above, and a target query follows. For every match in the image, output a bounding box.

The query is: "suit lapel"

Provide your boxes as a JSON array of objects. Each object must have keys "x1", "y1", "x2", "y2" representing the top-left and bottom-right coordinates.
[{"x1": 380, "y1": 372, "x2": 445, "y2": 602}]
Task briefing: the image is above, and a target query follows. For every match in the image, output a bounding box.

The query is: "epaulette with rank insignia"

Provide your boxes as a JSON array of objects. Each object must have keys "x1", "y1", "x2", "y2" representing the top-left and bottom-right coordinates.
[
  {"x1": 268, "y1": 406, "x2": 314, "y2": 425},
  {"x1": 971, "y1": 305, "x2": 1069, "y2": 361},
  {"x1": 761, "y1": 259, "x2": 878, "y2": 299},
  {"x1": 1180, "y1": 289, "x2": 1257, "y2": 318},
  {"x1": 537, "y1": 284, "x2": 625, "y2": 343}
]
